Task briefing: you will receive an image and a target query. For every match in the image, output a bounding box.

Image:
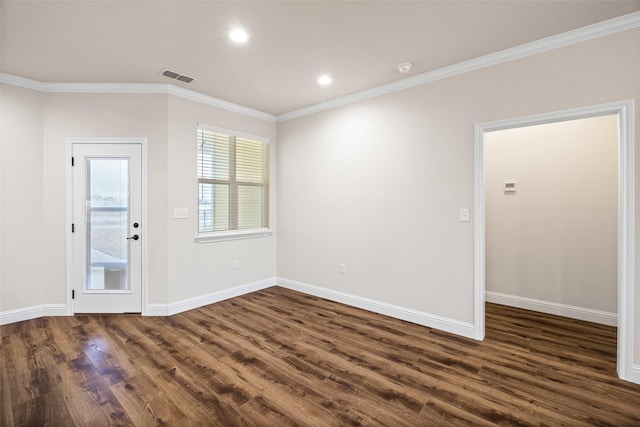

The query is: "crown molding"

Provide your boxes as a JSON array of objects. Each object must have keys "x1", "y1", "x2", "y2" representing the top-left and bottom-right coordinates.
[
  {"x1": 277, "y1": 11, "x2": 640, "y2": 122},
  {"x1": 0, "y1": 73, "x2": 46, "y2": 91},
  {"x1": 45, "y1": 81, "x2": 168, "y2": 94},
  {"x1": 166, "y1": 85, "x2": 276, "y2": 122},
  {"x1": 2, "y1": 11, "x2": 638, "y2": 123},
  {"x1": 0, "y1": 73, "x2": 277, "y2": 123}
]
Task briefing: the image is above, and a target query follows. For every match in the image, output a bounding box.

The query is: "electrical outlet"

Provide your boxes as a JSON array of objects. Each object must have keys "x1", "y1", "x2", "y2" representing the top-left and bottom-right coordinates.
[
  {"x1": 233, "y1": 259, "x2": 240, "y2": 270},
  {"x1": 459, "y1": 208, "x2": 470, "y2": 222},
  {"x1": 339, "y1": 263, "x2": 346, "y2": 275}
]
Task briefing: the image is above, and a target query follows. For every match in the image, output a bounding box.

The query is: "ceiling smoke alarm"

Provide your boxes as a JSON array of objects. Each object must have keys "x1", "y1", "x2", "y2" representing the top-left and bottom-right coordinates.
[{"x1": 397, "y1": 62, "x2": 413, "y2": 73}]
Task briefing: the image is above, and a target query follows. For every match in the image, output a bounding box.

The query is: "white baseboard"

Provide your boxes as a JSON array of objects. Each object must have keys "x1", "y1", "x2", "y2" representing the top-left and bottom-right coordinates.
[
  {"x1": 146, "y1": 277, "x2": 276, "y2": 316},
  {"x1": 1, "y1": 279, "x2": 276, "y2": 322},
  {"x1": 485, "y1": 291, "x2": 618, "y2": 326},
  {"x1": 0, "y1": 304, "x2": 67, "y2": 326},
  {"x1": 276, "y1": 277, "x2": 476, "y2": 339},
  {"x1": 632, "y1": 365, "x2": 640, "y2": 384},
  {"x1": 144, "y1": 303, "x2": 170, "y2": 316}
]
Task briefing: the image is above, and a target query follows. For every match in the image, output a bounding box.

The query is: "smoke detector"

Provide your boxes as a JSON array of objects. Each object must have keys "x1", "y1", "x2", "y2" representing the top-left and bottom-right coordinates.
[
  {"x1": 397, "y1": 62, "x2": 413, "y2": 73},
  {"x1": 161, "y1": 69, "x2": 195, "y2": 83}
]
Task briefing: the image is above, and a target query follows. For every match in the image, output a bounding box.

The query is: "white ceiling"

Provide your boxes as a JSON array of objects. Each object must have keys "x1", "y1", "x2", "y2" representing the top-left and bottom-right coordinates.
[{"x1": 2, "y1": 1, "x2": 639, "y2": 115}]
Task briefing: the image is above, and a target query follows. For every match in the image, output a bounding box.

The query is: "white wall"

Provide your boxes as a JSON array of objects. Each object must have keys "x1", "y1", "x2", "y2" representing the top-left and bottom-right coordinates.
[
  {"x1": 166, "y1": 96, "x2": 277, "y2": 303},
  {"x1": 42, "y1": 92, "x2": 170, "y2": 305},
  {"x1": 277, "y1": 98, "x2": 476, "y2": 323},
  {"x1": 484, "y1": 115, "x2": 618, "y2": 316},
  {"x1": 0, "y1": 84, "x2": 45, "y2": 311},
  {"x1": 276, "y1": 29, "x2": 640, "y2": 338},
  {"x1": 1, "y1": 21, "x2": 639, "y2": 370},
  {"x1": 0, "y1": 87, "x2": 276, "y2": 316}
]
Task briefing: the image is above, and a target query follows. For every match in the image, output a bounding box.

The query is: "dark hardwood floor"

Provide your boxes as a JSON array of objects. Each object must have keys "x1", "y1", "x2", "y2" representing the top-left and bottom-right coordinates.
[{"x1": 2, "y1": 286, "x2": 640, "y2": 426}]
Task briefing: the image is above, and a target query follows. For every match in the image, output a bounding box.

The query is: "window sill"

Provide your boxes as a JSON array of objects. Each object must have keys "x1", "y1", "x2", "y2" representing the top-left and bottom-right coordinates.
[{"x1": 195, "y1": 228, "x2": 272, "y2": 243}]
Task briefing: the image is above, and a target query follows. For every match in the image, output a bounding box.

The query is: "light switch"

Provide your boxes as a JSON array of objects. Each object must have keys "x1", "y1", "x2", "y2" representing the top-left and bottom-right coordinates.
[
  {"x1": 459, "y1": 208, "x2": 470, "y2": 222},
  {"x1": 339, "y1": 263, "x2": 346, "y2": 275},
  {"x1": 174, "y1": 208, "x2": 189, "y2": 219}
]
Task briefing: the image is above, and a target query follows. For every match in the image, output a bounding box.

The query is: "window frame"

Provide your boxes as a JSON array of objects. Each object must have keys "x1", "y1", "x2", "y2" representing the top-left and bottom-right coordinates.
[{"x1": 195, "y1": 123, "x2": 271, "y2": 243}]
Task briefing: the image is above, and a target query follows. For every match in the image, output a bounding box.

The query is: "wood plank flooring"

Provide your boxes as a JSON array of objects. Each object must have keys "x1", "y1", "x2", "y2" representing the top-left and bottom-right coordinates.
[{"x1": 2, "y1": 286, "x2": 640, "y2": 426}]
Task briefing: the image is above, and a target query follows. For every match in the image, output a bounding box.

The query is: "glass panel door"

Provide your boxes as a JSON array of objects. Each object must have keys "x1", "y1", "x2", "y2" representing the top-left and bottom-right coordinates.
[
  {"x1": 86, "y1": 158, "x2": 129, "y2": 291},
  {"x1": 72, "y1": 142, "x2": 142, "y2": 313}
]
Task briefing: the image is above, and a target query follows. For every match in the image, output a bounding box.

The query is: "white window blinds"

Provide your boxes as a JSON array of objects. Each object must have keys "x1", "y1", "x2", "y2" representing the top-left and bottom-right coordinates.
[{"x1": 198, "y1": 127, "x2": 269, "y2": 234}]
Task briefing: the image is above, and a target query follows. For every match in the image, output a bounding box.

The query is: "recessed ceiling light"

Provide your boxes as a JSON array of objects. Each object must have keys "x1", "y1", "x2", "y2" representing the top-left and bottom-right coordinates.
[
  {"x1": 317, "y1": 75, "x2": 332, "y2": 86},
  {"x1": 229, "y1": 28, "x2": 249, "y2": 43}
]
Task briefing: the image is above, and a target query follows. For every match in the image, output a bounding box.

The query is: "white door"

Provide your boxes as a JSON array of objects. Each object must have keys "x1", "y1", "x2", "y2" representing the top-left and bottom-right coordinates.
[{"x1": 72, "y1": 143, "x2": 143, "y2": 313}]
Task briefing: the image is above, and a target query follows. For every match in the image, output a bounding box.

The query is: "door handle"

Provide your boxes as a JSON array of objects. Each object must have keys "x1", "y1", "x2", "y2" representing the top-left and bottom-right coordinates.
[{"x1": 126, "y1": 234, "x2": 140, "y2": 241}]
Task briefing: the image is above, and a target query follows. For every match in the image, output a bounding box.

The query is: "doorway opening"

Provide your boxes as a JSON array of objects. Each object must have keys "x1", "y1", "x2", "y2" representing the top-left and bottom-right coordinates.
[{"x1": 474, "y1": 101, "x2": 635, "y2": 383}]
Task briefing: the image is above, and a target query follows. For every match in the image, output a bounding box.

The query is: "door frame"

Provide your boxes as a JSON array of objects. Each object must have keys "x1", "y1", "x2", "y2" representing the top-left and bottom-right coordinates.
[
  {"x1": 66, "y1": 138, "x2": 149, "y2": 315},
  {"x1": 474, "y1": 100, "x2": 635, "y2": 383}
]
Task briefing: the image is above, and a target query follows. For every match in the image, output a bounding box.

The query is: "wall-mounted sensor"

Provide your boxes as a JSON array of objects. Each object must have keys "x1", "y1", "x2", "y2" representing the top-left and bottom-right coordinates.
[{"x1": 504, "y1": 182, "x2": 516, "y2": 193}]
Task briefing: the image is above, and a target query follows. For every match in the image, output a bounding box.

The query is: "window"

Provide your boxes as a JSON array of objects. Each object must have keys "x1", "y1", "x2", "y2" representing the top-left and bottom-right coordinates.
[{"x1": 197, "y1": 125, "x2": 270, "y2": 240}]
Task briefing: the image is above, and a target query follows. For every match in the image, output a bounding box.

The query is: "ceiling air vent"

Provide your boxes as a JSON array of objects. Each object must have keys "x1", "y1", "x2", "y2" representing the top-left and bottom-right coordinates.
[
  {"x1": 176, "y1": 75, "x2": 194, "y2": 83},
  {"x1": 161, "y1": 69, "x2": 194, "y2": 83}
]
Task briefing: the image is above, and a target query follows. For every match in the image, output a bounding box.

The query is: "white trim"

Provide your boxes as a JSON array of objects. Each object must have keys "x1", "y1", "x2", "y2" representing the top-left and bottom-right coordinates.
[
  {"x1": 617, "y1": 100, "x2": 636, "y2": 383},
  {"x1": 146, "y1": 278, "x2": 276, "y2": 317},
  {"x1": 475, "y1": 100, "x2": 635, "y2": 383},
  {"x1": 486, "y1": 291, "x2": 617, "y2": 326},
  {"x1": 197, "y1": 123, "x2": 271, "y2": 145},
  {"x1": 45, "y1": 82, "x2": 168, "y2": 94},
  {"x1": 65, "y1": 141, "x2": 74, "y2": 315},
  {"x1": 277, "y1": 277, "x2": 476, "y2": 339},
  {"x1": 195, "y1": 229, "x2": 272, "y2": 243},
  {"x1": 0, "y1": 304, "x2": 67, "y2": 326},
  {"x1": 2, "y1": 12, "x2": 638, "y2": 123},
  {"x1": 633, "y1": 365, "x2": 640, "y2": 384},
  {"x1": 143, "y1": 304, "x2": 171, "y2": 317},
  {"x1": 0, "y1": 73, "x2": 46, "y2": 91},
  {"x1": 66, "y1": 138, "x2": 150, "y2": 315},
  {"x1": 167, "y1": 87, "x2": 276, "y2": 122},
  {"x1": 277, "y1": 12, "x2": 640, "y2": 122},
  {"x1": 45, "y1": 305, "x2": 68, "y2": 317},
  {"x1": 0, "y1": 73, "x2": 277, "y2": 123},
  {"x1": 474, "y1": 124, "x2": 486, "y2": 340},
  {"x1": 0, "y1": 278, "x2": 276, "y2": 322},
  {"x1": 141, "y1": 141, "x2": 150, "y2": 315}
]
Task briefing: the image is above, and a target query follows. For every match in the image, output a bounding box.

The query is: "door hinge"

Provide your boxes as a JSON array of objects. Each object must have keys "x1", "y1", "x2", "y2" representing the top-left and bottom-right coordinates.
[
  {"x1": 72, "y1": 290, "x2": 75, "y2": 299},
  {"x1": 71, "y1": 157, "x2": 75, "y2": 166},
  {"x1": 71, "y1": 223, "x2": 75, "y2": 233}
]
